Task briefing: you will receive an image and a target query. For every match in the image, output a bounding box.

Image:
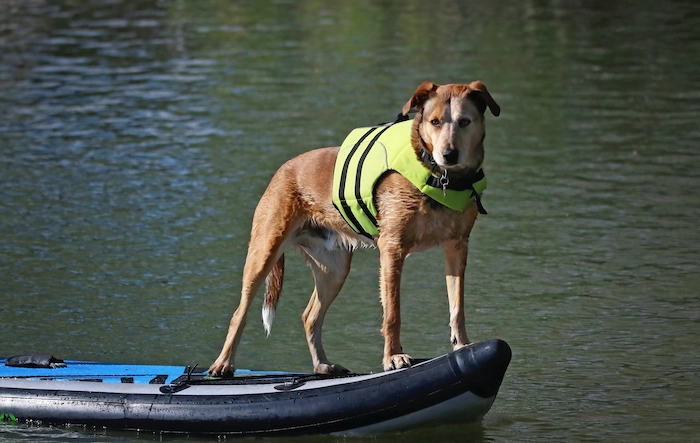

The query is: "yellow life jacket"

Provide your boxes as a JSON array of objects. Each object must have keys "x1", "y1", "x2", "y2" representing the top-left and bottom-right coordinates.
[{"x1": 332, "y1": 119, "x2": 487, "y2": 237}]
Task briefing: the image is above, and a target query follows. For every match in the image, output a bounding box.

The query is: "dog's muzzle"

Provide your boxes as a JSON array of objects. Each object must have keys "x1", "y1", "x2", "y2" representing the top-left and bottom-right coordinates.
[{"x1": 442, "y1": 148, "x2": 459, "y2": 165}]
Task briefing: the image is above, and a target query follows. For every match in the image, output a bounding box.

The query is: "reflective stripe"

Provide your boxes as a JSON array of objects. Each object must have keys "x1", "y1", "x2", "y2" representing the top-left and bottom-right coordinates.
[
  {"x1": 335, "y1": 126, "x2": 379, "y2": 236},
  {"x1": 354, "y1": 125, "x2": 392, "y2": 230}
]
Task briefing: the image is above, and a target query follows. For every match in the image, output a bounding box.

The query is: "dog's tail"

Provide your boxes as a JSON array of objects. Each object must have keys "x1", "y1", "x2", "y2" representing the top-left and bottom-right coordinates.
[{"x1": 262, "y1": 254, "x2": 284, "y2": 336}]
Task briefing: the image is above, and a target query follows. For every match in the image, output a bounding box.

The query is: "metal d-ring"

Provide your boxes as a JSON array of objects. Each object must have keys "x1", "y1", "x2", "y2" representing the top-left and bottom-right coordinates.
[{"x1": 439, "y1": 170, "x2": 449, "y2": 196}]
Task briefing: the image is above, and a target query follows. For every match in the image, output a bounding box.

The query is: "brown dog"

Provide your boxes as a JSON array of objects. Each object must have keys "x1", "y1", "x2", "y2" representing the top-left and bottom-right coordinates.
[{"x1": 209, "y1": 81, "x2": 500, "y2": 375}]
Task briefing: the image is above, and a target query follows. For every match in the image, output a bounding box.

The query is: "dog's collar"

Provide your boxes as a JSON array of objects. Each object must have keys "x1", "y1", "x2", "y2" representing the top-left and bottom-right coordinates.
[
  {"x1": 419, "y1": 148, "x2": 442, "y2": 175},
  {"x1": 419, "y1": 148, "x2": 488, "y2": 215}
]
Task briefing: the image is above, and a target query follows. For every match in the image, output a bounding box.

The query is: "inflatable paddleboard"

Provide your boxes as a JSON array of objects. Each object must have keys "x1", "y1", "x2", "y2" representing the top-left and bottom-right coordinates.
[{"x1": 0, "y1": 339, "x2": 511, "y2": 436}]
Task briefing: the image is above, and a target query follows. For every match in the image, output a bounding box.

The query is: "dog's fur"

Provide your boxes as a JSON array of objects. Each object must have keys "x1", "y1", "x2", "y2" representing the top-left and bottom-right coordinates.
[{"x1": 209, "y1": 81, "x2": 500, "y2": 375}]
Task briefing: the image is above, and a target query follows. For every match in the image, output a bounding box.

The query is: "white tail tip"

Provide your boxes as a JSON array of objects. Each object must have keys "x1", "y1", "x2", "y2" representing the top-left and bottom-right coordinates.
[{"x1": 262, "y1": 305, "x2": 275, "y2": 337}]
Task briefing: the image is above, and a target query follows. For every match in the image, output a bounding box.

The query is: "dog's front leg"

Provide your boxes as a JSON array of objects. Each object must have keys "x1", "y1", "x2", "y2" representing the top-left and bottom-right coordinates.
[
  {"x1": 378, "y1": 240, "x2": 412, "y2": 370},
  {"x1": 443, "y1": 239, "x2": 470, "y2": 349}
]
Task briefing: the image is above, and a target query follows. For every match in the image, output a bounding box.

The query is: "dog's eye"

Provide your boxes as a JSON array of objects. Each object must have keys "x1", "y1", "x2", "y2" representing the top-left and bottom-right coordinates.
[
  {"x1": 458, "y1": 118, "x2": 471, "y2": 128},
  {"x1": 430, "y1": 119, "x2": 441, "y2": 127}
]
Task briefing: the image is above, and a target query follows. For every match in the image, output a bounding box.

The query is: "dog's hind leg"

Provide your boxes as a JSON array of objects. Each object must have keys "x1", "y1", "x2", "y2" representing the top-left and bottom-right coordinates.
[
  {"x1": 208, "y1": 243, "x2": 287, "y2": 376},
  {"x1": 300, "y1": 247, "x2": 353, "y2": 374},
  {"x1": 209, "y1": 179, "x2": 301, "y2": 376}
]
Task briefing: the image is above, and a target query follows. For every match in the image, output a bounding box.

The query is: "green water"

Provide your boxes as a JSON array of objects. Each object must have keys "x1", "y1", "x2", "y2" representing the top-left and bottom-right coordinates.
[{"x1": 1, "y1": 1, "x2": 699, "y2": 441}]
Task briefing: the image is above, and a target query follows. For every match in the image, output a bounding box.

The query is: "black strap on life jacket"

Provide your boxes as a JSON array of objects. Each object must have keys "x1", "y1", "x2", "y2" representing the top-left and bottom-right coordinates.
[{"x1": 395, "y1": 112, "x2": 410, "y2": 123}]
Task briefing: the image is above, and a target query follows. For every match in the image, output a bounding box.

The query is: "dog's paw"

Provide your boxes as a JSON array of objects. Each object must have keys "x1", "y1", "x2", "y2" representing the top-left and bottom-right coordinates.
[
  {"x1": 208, "y1": 361, "x2": 235, "y2": 377},
  {"x1": 314, "y1": 362, "x2": 350, "y2": 375},
  {"x1": 383, "y1": 353, "x2": 413, "y2": 371},
  {"x1": 452, "y1": 341, "x2": 472, "y2": 351}
]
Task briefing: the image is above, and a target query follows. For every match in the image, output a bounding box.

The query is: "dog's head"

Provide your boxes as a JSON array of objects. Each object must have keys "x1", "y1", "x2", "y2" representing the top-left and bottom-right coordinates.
[{"x1": 402, "y1": 81, "x2": 500, "y2": 174}]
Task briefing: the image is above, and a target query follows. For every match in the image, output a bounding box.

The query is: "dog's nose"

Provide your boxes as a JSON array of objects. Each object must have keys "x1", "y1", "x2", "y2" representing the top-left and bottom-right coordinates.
[{"x1": 442, "y1": 148, "x2": 459, "y2": 165}]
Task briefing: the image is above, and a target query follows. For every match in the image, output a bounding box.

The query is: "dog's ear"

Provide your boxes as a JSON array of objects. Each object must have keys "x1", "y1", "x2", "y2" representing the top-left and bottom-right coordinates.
[
  {"x1": 468, "y1": 81, "x2": 501, "y2": 117},
  {"x1": 401, "y1": 81, "x2": 439, "y2": 116}
]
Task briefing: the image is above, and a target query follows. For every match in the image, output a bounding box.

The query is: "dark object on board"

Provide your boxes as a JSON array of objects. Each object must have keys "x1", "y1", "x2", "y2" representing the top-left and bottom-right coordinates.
[{"x1": 4, "y1": 354, "x2": 66, "y2": 369}]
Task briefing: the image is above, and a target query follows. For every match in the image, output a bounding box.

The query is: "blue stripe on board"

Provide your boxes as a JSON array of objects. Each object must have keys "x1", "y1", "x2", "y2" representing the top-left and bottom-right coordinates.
[{"x1": 0, "y1": 359, "x2": 297, "y2": 384}]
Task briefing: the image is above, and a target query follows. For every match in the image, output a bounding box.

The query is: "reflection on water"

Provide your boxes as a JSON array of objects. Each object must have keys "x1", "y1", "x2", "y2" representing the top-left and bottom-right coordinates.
[{"x1": 1, "y1": 1, "x2": 699, "y2": 442}]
